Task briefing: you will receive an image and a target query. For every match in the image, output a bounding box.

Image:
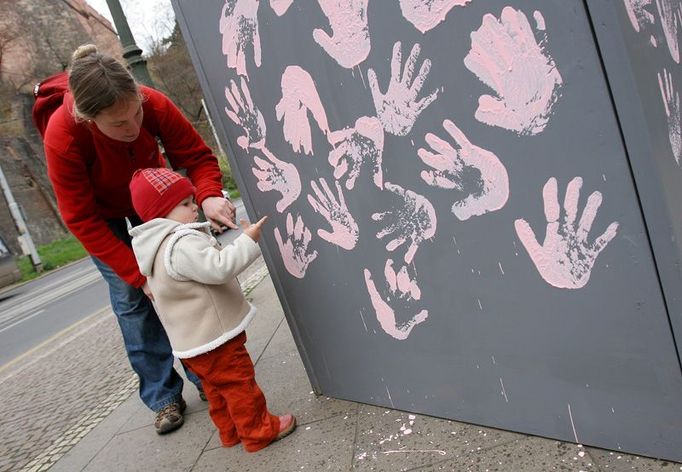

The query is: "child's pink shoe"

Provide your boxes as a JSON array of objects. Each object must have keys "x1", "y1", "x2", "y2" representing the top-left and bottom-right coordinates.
[{"x1": 275, "y1": 414, "x2": 296, "y2": 441}]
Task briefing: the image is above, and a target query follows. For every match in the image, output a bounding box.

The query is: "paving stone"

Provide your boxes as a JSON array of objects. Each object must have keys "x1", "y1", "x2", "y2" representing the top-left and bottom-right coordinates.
[
  {"x1": 411, "y1": 437, "x2": 598, "y2": 471},
  {"x1": 352, "y1": 405, "x2": 522, "y2": 471},
  {"x1": 82, "y1": 409, "x2": 215, "y2": 472},
  {"x1": 193, "y1": 413, "x2": 356, "y2": 472},
  {"x1": 586, "y1": 447, "x2": 681, "y2": 471},
  {"x1": 253, "y1": 348, "x2": 359, "y2": 427},
  {"x1": 0, "y1": 312, "x2": 134, "y2": 471}
]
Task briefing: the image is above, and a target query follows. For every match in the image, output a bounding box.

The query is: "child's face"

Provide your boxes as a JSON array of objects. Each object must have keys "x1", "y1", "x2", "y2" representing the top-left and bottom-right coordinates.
[{"x1": 165, "y1": 196, "x2": 199, "y2": 224}]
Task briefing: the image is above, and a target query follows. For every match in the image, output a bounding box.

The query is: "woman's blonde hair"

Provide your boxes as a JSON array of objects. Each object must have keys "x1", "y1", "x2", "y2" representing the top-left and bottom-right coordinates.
[{"x1": 69, "y1": 44, "x2": 141, "y2": 120}]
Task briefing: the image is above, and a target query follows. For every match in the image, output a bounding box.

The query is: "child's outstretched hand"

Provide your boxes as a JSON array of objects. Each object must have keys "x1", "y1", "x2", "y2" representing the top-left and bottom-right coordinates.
[{"x1": 241, "y1": 216, "x2": 268, "y2": 242}]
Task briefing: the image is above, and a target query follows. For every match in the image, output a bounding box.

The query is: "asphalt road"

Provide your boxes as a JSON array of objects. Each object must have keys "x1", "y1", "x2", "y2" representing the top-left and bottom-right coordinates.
[{"x1": 0, "y1": 199, "x2": 247, "y2": 369}]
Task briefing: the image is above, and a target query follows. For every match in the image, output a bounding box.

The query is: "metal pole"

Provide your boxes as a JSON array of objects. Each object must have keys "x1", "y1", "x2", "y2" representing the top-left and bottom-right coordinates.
[
  {"x1": 201, "y1": 99, "x2": 226, "y2": 158},
  {"x1": 105, "y1": 0, "x2": 154, "y2": 87},
  {"x1": 0, "y1": 162, "x2": 42, "y2": 272}
]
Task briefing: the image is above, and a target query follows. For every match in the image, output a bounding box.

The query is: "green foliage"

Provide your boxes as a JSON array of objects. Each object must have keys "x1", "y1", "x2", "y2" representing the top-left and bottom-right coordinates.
[
  {"x1": 17, "y1": 235, "x2": 88, "y2": 282},
  {"x1": 218, "y1": 153, "x2": 241, "y2": 199}
]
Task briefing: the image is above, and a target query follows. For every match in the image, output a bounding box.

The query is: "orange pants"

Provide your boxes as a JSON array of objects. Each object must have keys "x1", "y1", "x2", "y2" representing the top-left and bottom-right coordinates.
[{"x1": 181, "y1": 332, "x2": 279, "y2": 452}]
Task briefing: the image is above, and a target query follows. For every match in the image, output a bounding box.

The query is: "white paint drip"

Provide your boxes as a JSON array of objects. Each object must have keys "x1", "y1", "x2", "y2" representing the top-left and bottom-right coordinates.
[
  {"x1": 568, "y1": 403, "x2": 580, "y2": 443},
  {"x1": 499, "y1": 377, "x2": 509, "y2": 402}
]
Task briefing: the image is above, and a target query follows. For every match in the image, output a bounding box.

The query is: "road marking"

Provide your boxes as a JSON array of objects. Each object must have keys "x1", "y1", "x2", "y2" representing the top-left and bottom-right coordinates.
[
  {"x1": 0, "y1": 306, "x2": 110, "y2": 381},
  {"x1": 0, "y1": 270, "x2": 101, "y2": 327},
  {"x1": 0, "y1": 309, "x2": 45, "y2": 334}
]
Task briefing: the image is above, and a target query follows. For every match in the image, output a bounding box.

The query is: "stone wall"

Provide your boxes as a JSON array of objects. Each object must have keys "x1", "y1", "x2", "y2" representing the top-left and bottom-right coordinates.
[
  {"x1": 0, "y1": 138, "x2": 67, "y2": 255},
  {"x1": 0, "y1": 0, "x2": 122, "y2": 255}
]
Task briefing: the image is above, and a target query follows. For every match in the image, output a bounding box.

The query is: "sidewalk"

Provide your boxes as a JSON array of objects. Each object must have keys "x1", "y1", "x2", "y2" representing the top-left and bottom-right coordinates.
[{"x1": 38, "y1": 271, "x2": 678, "y2": 472}]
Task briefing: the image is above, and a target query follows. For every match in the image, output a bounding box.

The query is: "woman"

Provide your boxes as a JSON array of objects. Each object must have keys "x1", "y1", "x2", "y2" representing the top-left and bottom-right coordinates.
[{"x1": 41, "y1": 44, "x2": 237, "y2": 434}]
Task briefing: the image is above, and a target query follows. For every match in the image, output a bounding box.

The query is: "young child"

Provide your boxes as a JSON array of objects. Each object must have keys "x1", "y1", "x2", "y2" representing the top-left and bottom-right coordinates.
[{"x1": 128, "y1": 167, "x2": 296, "y2": 452}]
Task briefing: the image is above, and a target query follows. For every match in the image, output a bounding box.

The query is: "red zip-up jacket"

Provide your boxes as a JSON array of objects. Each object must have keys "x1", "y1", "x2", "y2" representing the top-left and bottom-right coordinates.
[{"x1": 44, "y1": 86, "x2": 224, "y2": 288}]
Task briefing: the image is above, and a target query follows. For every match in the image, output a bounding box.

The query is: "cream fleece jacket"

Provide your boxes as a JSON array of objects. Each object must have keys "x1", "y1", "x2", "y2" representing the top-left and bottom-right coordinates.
[{"x1": 129, "y1": 219, "x2": 261, "y2": 358}]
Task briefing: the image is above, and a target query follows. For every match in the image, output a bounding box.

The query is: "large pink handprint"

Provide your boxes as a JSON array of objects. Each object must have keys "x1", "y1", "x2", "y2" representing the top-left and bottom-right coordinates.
[
  {"x1": 514, "y1": 177, "x2": 619, "y2": 290},
  {"x1": 306, "y1": 178, "x2": 359, "y2": 250},
  {"x1": 659, "y1": 68, "x2": 682, "y2": 165},
  {"x1": 251, "y1": 146, "x2": 301, "y2": 212},
  {"x1": 364, "y1": 259, "x2": 428, "y2": 340},
  {"x1": 219, "y1": 0, "x2": 261, "y2": 78},
  {"x1": 464, "y1": 7, "x2": 563, "y2": 136},
  {"x1": 313, "y1": 0, "x2": 371, "y2": 68},
  {"x1": 419, "y1": 119, "x2": 508, "y2": 221},
  {"x1": 274, "y1": 213, "x2": 319, "y2": 279},
  {"x1": 367, "y1": 41, "x2": 440, "y2": 137},
  {"x1": 399, "y1": 0, "x2": 471, "y2": 33},
  {"x1": 373, "y1": 183, "x2": 437, "y2": 264},
  {"x1": 224, "y1": 77, "x2": 266, "y2": 150},
  {"x1": 328, "y1": 116, "x2": 384, "y2": 190},
  {"x1": 275, "y1": 66, "x2": 330, "y2": 156},
  {"x1": 656, "y1": 0, "x2": 682, "y2": 63},
  {"x1": 270, "y1": 0, "x2": 293, "y2": 16}
]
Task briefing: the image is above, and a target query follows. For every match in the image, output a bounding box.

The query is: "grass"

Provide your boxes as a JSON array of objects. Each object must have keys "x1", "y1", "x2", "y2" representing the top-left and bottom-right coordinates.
[
  {"x1": 17, "y1": 235, "x2": 88, "y2": 283},
  {"x1": 217, "y1": 153, "x2": 241, "y2": 200}
]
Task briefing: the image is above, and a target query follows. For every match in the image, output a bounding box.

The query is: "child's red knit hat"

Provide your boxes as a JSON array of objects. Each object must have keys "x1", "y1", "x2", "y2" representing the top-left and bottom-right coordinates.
[{"x1": 129, "y1": 168, "x2": 196, "y2": 222}]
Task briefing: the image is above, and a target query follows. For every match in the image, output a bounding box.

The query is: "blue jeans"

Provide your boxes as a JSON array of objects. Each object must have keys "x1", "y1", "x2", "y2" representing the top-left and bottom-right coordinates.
[{"x1": 92, "y1": 255, "x2": 203, "y2": 412}]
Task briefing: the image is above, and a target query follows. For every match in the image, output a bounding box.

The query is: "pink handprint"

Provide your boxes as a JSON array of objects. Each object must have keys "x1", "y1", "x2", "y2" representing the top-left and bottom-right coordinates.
[
  {"x1": 656, "y1": 0, "x2": 682, "y2": 63},
  {"x1": 219, "y1": 0, "x2": 261, "y2": 78},
  {"x1": 419, "y1": 119, "x2": 509, "y2": 221},
  {"x1": 274, "y1": 213, "x2": 319, "y2": 279},
  {"x1": 659, "y1": 68, "x2": 682, "y2": 165},
  {"x1": 328, "y1": 116, "x2": 384, "y2": 190},
  {"x1": 373, "y1": 183, "x2": 437, "y2": 264},
  {"x1": 251, "y1": 146, "x2": 301, "y2": 212},
  {"x1": 623, "y1": 0, "x2": 655, "y2": 32},
  {"x1": 270, "y1": 0, "x2": 293, "y2": 16},
  {"x1": 306, "y1": 177, "x2": 359, "y2": 250},
  {"x1": 313, "y1": 0, "x2": 371, "y2": 68},
  {"x1": 367, "y1": 41, "x2": 440, "y2": 137},
  {"x1": 464, "y1": 7, "x2": 563, "y2": 136},
  {"x1": 399, "y1": 0, "x2": 471, "y2": 33},
  {"x1": 224, "y1": 77, "x2": 266, "y2": 150},
  {"x1": 275, "y1": 66, "x2": 331, "y2": 156},
  {"x1": 514, "y1": 177, "x2": 619, "y2": 290},
  {"x1": 364, "y1": 259, "x2": 428, "y2": 340}
]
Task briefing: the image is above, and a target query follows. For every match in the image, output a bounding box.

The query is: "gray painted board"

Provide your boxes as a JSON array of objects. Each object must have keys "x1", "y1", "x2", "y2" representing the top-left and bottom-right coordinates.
[{"x1": 172, "y1": 0, "x2": 682, "y2": 461}]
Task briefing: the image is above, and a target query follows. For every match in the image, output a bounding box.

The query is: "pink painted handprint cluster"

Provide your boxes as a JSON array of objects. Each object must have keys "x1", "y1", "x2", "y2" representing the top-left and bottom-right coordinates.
[
  {"x1": 276, "y1": 66, "x2": 331, "y2": 156},
  {"x1": 328, "y1": 117, "x2": 385, "y2": 190},
  {"x1": 224, "y1": 77, "x2": 266, "y2": 150},
  {"x1": 656, "y1": 0, "x2": 682, "y2": 63},
  {"x1": 419, "y1": 120, "x2": 509, "y2": 221},
  {"x1": 274, "y1": 213, "x2": 319, "y2": 278},
  {"x1": 514, "y1": 177, "x2": 619, "y2": 289},
  {"x1": 373, "y1": 183, "x2": 437, "y2": 264},
  {"x1": 307, "y1": 178, "x2": 359, "y2": 250},
  {"x1": 219, "y1": 0, "x2": 261, "y2": 78},
  {"x1": 399, "y1": 0, "x2": 472, "y2": 34},
  {"x1": 313, "y1": 0, "x2": 371, "y2": 68},
  {"x1": 364, "y1": 259, "x2": 428, "y2": 340},
  {"x1": 659, "y1": 68, "x2": 682, "y2": 165},
  {"x1": 251, "y1": 145, "x2": 301, "y2": 213},
  {"x1": 368, "y1": 41, "x2": 440, "y2": 137},
  {"x1": 464, "y1": 7, "x2": 563, "y2": 135},
  {"x1": 624, "y1": 0, "x2": 656, "y2": 32}
]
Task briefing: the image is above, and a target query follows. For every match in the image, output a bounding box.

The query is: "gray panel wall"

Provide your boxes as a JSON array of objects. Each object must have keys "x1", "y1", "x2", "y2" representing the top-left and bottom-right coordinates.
[
  {"x1": 172, "y1": 0, "x2": 682, "y2": 461},
  {"x1": 586, "y1": 0, "x2": 682, "y2": 371}
]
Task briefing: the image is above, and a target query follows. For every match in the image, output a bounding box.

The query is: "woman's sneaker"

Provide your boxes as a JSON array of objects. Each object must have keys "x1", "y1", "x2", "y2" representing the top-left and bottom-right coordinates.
[{"x1": 154, "y1": 398, "x2": 187, "y2": 434}]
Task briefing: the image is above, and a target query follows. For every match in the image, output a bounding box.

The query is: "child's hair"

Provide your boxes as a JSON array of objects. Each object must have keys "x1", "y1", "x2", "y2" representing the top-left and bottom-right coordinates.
[{"x1": 68, "y1": 44, "x2": 142, "y2": 121}]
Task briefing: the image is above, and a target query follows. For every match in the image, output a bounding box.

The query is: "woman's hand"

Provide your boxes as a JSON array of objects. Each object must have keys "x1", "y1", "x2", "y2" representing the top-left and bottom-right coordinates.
[{"x1": 202, "y1": 196, "x2": 238, "y2": 233}]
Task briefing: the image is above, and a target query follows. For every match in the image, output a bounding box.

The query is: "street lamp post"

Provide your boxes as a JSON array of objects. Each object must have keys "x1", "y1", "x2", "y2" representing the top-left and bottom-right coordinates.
[{"x1": 105, "y1": 0, "x2": 154, "y2": 87}]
